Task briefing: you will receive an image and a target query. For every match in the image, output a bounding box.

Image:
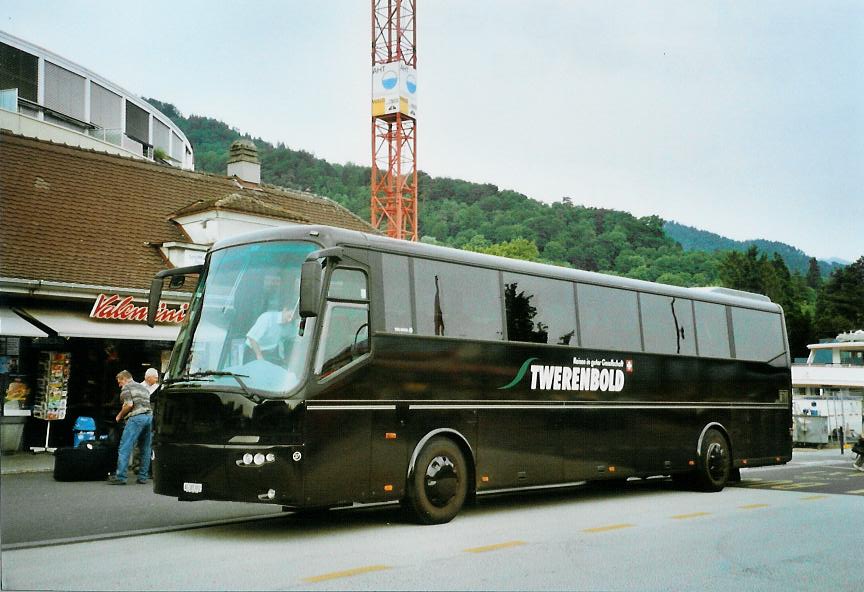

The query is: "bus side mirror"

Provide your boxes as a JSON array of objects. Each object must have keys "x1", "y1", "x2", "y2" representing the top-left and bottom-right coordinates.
[
  {"x1": 147, "y1": 265, "x2": 203, "y2": 327},
  {"x1": 299, "y1": 260, "x2": 323, "y2": 318},
  {"x1": 147, "y1": 276, "x2": 165, "y2": 328}
]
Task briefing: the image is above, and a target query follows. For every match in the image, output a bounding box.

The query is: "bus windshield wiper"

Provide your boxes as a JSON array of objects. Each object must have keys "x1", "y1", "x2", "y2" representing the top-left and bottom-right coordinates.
[{"x1": 165, "y1": 370, "x2": 259, "y2": 401}]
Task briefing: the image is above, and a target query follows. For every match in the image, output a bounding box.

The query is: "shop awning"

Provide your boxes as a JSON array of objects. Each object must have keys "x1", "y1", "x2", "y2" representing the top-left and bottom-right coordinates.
[
  {"x1": 0, "y1": 306, "x2": 49, "y2": 338},
  {"x1": 21, "y1": 308, "x2": 180, "y2": 341}
]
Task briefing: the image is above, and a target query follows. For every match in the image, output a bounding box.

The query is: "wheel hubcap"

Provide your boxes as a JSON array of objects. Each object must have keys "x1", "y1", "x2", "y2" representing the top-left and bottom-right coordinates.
[
  {"x1": 424, "y1": 454, "x2": 459, "y2": 507},
  {"x1": 706, "y1": 442, "x2": 728, "y2": 481}
]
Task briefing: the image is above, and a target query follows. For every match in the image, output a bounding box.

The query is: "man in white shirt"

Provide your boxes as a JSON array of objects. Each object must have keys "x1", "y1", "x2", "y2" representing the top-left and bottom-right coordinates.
[
  {"x1": 131, "y1": 367, "x2": 159, "y2": 479},
  {"x1": 246, "y1": 305, "x2": 297, "y2": 362},
  {"x1": 143, "y1": 368, "x2": 159, "y2": 394}
]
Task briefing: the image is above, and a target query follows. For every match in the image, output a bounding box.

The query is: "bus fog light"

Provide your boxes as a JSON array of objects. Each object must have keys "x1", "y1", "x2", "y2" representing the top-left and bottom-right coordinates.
[
  {"x1": 253, "y1": 453, "x2": 265, "y2": 466},
  {"x1": 242, "y1": 453, "x2": 254, "y2": 465},
  {"x1": 258, "y1": 489, "x2": 276, "y2": 501},
  {"x1": 265, "y1": 453, "x2": 276, "y2": 462}
]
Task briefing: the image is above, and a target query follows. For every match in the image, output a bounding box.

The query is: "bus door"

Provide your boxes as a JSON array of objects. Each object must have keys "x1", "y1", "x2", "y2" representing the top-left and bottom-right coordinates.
[{"x1": 303, "y1": 268, "x2": 374, "y2": 507}]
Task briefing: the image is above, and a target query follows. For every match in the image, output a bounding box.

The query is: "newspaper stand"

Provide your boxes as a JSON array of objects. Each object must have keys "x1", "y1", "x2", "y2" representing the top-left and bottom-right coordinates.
[{"x1": 31, "y1": 352, "x2": 70, "y2": 453}]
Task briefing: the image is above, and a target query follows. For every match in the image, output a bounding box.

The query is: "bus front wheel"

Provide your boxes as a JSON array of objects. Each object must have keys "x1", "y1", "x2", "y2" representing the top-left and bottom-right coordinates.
[
  {"x1": 693, "y1": 429, "x2": 731, "y2": 492},
  {"x1": 403, "y1": 437, "x2": 468, "y2": 525}
]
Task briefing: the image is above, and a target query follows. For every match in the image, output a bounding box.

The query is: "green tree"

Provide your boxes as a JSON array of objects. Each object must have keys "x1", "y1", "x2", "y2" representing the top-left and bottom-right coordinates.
[
  {"x1": 814, "y1": 257, "x2": 864, "y2": 338},
  {"x1": 806, "y1": 257, "x2": 822, "y2": 289},
  {"x1": 464, "y1": 237, "x2": 540, "y2": 262}
]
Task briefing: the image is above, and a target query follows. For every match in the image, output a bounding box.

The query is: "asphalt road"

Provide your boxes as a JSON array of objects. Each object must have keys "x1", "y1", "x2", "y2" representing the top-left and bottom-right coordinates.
[
  {"x1": 3, "y1": 473, "x2": 861, "y2": 591},
  {"x1": 1, "y1": 448, "x2": 861, "y2": 548},
  {"x1": 0, "y1": 474, "x2": 283, "y2": 547},
  {"x1": 735, "y1": 459, "x2": 864, "y2": 496}
]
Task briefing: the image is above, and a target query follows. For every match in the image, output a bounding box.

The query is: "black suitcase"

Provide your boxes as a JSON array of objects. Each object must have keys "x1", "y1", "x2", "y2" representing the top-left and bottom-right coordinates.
[{"x1": 53, "y1": 442, "x2": 117, "y2": 481}]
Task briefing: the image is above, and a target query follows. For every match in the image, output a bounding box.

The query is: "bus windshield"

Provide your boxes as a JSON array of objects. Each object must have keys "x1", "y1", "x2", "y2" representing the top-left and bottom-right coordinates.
[{"x1": 169, "y1": 240, "x2": 318, "y2": 397}]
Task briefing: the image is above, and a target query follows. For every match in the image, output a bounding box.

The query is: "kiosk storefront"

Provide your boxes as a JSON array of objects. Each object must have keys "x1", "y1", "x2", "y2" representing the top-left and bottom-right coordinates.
[{"x1": 0, "y1": 298, "x2": 183, "y2": 451}]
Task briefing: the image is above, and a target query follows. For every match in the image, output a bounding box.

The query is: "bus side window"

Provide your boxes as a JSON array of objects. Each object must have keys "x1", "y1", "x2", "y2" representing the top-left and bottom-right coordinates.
[
  {"x1": 316, "y1": 268, "x2": 370, "y2": 377},
  {"x1": 694, "y1": 301, "x2": 731, "y2": 358},
  {"x1": 413, "y1": 259, "x2": 502, "y2": 340},
  {"x1": 577, "y1": 283, "x2": 641, "y2": 352},
  {"x1": 730, "y1": 308, "x2": 786, "y2": 364},
  {"x1": 316, "y1": 303, "x2": 370, "y2": 377},
  {"x1": 640, "y1": 293, "x2": 696, "y2": 356}
]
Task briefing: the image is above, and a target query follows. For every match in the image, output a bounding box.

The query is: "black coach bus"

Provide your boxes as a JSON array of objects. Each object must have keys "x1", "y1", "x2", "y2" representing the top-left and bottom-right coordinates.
[{"x1": 147, "y1": 224, "x2": 792, "y2": 524}]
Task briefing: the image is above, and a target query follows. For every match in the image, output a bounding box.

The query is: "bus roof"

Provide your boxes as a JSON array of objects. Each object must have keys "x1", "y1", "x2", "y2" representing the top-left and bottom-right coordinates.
[{"x1": 214, "y1": 224, "x2": 783, "y2": 314}]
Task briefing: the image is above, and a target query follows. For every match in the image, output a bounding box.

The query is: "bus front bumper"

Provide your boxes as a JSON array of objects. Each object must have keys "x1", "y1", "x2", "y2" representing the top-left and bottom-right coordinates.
[{"x1": 153, "y1": 442, "x2": 305, "y2": 506}]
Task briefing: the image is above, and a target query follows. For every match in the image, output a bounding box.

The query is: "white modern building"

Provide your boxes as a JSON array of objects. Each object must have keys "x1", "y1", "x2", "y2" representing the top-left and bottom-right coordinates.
[
  {"x1": 791, "y1": 332, "x2": 864, "y2": 445},
  {"x1": 0, "y1": 31, "x2": 194, "y2": 169}
]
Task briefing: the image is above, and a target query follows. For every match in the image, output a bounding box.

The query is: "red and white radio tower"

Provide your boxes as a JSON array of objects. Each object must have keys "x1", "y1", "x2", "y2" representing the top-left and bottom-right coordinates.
[{"x1": 370, "y1": 0, "x2": 418, "y2": 241}]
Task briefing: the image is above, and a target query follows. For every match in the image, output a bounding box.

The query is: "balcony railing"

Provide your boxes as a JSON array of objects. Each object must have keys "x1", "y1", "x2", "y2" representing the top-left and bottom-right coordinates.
[{"x1": 86, "y1": 126, "x2": 124, "y2": 146}]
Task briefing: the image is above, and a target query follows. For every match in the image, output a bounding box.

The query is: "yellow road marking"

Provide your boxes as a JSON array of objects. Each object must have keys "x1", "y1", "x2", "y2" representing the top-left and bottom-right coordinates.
[
  {"x1": 739, "y1": 504, "x2": 770, "y2": 510},
  {"x1": 771, "y1": 482, "x2": 828, "y2": 490},
  {"x1": 800, "y1": 495, "x2": 828, "y2": 501},
  {"x1": 302, "y1": 565, "x2": 390, "y2": 583},
  {"x1": 847, "y1": 489, "x2": 864, "y2": 495},
  {"x1": 583, "y1": 523, "x2": 635, "y2": 533},
  {"x1": 464, "y1": 540, "x2": 526, "y2": 553},
  {"x1": 671, "y1": 512, "x2": 711, "y2": 520},
  {"x1": 742, "y1": 479, "x2": 793, "y2": 487}
]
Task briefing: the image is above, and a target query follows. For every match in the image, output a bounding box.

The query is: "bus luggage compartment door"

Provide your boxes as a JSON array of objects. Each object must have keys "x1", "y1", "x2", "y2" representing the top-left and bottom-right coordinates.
[
  {"x1": 303, "y1": 408, "x2": 372, "y2": 506},
  {"x1": 369, "y1": 408, "x2": 408, "y2": 502},
  {"x1": 478, "y1": 408, "x2": 562, "y2": 488}
]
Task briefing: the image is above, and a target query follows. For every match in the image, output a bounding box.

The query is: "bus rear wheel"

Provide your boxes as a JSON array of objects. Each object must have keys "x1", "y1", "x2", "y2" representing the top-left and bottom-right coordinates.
[
  {"x1": 403, "y1": 437, "x2": 468, "y2": 525},
  {"x1": 693, "y1": 429, "x2": 731, "y2": 492}
]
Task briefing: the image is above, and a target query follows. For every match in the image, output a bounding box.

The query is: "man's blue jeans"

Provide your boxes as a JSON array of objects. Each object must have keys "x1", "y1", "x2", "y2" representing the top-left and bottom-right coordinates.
[{"x1": 115, "y1": 413, "x2": 152, "y2": 481}]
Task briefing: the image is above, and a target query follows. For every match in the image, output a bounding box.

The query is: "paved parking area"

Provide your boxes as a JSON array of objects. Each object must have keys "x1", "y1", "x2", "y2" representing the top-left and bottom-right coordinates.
[{"x1": 734, "y1": 448, "x2": 864, "y2": 497}]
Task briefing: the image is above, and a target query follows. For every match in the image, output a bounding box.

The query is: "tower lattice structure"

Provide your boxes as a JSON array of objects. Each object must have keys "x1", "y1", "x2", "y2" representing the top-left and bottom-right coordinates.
[{"x1": 370, "y1": 0, "x2": 418, "y2": 241}]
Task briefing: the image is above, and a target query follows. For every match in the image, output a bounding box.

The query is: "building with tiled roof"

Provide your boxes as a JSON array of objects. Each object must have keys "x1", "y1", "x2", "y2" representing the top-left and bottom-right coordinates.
[
  {"x1": 0, "y1": 131, "x2": 373, "y2": 293},
  {"x1": 0, "y1": 129, "x2": 375, "y2": 451}
]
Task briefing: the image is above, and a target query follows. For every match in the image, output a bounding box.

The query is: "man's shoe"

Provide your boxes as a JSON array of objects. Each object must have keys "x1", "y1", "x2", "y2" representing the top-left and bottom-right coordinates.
[
  {"x1": 136, "y1": 478, "x2": 149, "y2": 484},
  {"x1": 108, "y1": 478, "x2": 127, "y2": 485}
]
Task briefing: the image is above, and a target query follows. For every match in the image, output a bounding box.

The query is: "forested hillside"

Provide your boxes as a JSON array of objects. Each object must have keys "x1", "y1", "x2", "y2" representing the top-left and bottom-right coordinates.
[
  {"x1": 147, "y1": 98, "x2": 862, "y2": 355},
  {"x1": 665, "y1": 221, "x2": 844, "y2": 277}
]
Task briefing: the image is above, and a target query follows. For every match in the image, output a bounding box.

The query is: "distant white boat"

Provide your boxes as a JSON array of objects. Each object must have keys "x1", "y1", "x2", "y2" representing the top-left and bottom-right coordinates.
[{"x1": 791, "y1": 333, "x2": 864, "y2": 445}]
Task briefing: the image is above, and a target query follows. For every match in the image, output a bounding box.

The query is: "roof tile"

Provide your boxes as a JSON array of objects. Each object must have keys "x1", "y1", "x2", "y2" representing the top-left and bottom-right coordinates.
[{"x1": 0, "y1": 131, "x2": 376, "y2": 292}]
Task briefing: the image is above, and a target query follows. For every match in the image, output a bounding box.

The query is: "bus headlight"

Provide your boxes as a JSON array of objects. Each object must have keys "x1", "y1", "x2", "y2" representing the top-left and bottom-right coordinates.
[{"x1": 236, "y1": 451, "x2": 277, "y2": 467}]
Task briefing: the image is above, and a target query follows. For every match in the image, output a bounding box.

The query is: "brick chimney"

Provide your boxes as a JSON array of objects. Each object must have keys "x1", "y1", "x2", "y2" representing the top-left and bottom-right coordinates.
[{"x1": 227, "y1": 139, "x2": 261, "y2": 185}]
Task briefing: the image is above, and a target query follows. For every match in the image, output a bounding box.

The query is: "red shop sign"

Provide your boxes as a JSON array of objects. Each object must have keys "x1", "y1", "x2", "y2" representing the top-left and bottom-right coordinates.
[{"x1": 90, "y1": 294, "x2": 188, "y2": 324}]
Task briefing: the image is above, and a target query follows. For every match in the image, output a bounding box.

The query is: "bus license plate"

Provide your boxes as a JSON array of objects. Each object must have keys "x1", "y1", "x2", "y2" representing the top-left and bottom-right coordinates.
[{"x1": 183, "y1": 482, "x2": 203, "y2": 494}]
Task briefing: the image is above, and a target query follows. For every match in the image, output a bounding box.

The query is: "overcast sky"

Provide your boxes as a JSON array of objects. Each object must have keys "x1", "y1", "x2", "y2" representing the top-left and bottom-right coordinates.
[{"x1": 3, "y1": 1, "x2": 862, "y2": 261}]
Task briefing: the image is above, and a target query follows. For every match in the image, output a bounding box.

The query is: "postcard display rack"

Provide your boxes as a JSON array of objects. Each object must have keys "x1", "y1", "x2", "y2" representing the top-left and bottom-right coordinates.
[{"x1": 31, "y1": 352, "x2": 71, "y2": 453}]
